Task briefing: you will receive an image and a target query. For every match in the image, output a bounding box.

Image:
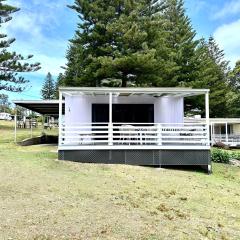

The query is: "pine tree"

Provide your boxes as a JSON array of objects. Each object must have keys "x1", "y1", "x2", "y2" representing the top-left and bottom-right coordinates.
[
  {"x1": 0, "y1": 0, "x2": 40, "y2": 92},
  {"x1": 161, "y1": 0, "x2": 199, "y2": 87},
  {"x1": 54, "y1": 73, "x2": 65, "y2": 98},
  {"x1": 228, "y1": 60, "x2": 240, "y2": 91},
  {"x1": 187, "y1": 37, "x2": 230, "y2": 117},
  {"x1": 41, "y1": 72, "x2": 55, "y2": 100},
  {"x1": 226, "y1": 91, "x2": 240, "y2": 117},
  {"x1": 63, "y1": 0, "x2": 231, "y2": 118},
  {"x1": 160, "y1": 1, "x2": 230, "y2": 117},
  {"x1": 64, "y1": 43, "x2": 85, "y2": 87},
  {"x1": 226, "y1": 60, "x2": 240, "y2": 117},
  {"x1": 0, "y1": 93, "x2": 10, "y2": 112},
  {"x1": 64, "y1": 0, "x2": 168, "y2": 87}
]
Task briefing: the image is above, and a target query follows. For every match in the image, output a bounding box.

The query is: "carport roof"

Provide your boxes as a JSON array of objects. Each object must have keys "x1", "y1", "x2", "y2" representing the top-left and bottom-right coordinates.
[{"x1": 13, "y1": 100, "x2": 64, "y2": 115}]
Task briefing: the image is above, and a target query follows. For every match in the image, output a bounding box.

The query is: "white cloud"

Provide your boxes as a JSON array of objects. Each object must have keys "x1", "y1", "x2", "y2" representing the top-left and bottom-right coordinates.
[
  {"x1": 213, "y1": 0, "x2": 240, "y2": 19},
  {"x1": 213, "y1": 19, "x2": 240, "y2": 67},
  {"x1": 3, "y1": 12, "x2": 67, "y2": 76},
  {"x1": 2, "y1": 0, "x2": 73, "y2": 77},
  {"x1": 34, "y1": 54, "x2": 66, "y2": 76},
  {"x1": 185, "y1": 0, "x2": 207, "y2": 16}
]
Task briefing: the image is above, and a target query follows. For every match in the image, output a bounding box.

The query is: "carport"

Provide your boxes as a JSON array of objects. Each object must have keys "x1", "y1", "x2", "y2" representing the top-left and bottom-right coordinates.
[{"x1": 13, "y1": 100, "x2": 64, "y2": 143}]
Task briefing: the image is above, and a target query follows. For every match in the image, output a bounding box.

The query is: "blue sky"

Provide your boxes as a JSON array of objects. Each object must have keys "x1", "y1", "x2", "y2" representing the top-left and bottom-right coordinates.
[{"x1": 3, "y1": 0, "x2": 240, "y2": 101}]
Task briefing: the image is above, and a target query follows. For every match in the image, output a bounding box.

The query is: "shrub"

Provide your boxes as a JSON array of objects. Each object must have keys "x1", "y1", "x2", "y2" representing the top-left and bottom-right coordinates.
[
  {"x1": 230, "y1": 151, "x2": 240, "y2": 160},
  {"x1": 211, "y1": 148, "x2": 230, "y2": 164},
  {"x1": 213, "y1": 141, "x2": 230, "y2": 150}
]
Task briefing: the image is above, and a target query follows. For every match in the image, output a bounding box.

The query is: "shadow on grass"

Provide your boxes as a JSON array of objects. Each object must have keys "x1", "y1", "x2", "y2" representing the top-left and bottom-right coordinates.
[{"x1": 144, "y1": 165, "x2": 207, "y2": 174}]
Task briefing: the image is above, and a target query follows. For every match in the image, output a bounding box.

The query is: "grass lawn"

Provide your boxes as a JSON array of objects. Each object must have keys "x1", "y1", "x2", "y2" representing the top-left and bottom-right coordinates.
[
  {"x1": 0, "y1": 121, "x2": 240, "y2": 239},
  {"x1": 0, "y1": 120, "x2": 58, "y2": 144}
]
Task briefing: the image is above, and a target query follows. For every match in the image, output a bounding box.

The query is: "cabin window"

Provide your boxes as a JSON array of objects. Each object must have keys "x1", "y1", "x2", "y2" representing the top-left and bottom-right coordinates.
[
  {"x1": 216, "y1": 125, "x2": 233, "y2": 134},
  {"x1": 92, "y1": 104, "x2": 154, "y2": 123}
]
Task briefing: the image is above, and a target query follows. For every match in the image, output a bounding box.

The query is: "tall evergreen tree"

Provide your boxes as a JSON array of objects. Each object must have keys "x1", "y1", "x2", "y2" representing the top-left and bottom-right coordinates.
[
  {"x1": 0, "y1": 93, "x2": 10, "y2": 112},
  {"x1": 0, "y1": 0, "x2": 40, "y2": 92},
  {"x1": 41, "y1": 72, "x2": 55, "y2": 100},
  {"x1": 54, "y1": 73, "x2": 65, "y2": 98},
  {"x1": 64, "y1": 0, "x2": 231, "y2": 118},
  {"x1": 155, "y1": 0, "x2": 230, "y2": 117},
  {"x1": 226, "y1": 60, "x2": 240, "y2": 117},
  {"x1": 187, "y1": 37, "x2": 230, "y2": 117},
  {"x1": 161, "y1": 0, "x2": 199, "y2": 86},
  {"x1": 65, "y1": 0, "x2": 168, "y2": 87},
  {"x1": 228, "y1": 60, "x2": 240, "y2": 91}
]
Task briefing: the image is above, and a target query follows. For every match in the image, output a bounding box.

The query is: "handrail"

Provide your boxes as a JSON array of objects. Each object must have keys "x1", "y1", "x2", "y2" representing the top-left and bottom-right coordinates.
[
  {"x1": 62, "y1": 122, "x2": 207, "y2": 126},
  {"x1": 59, "y1": 122, "x2": 209, "y2": 147}
]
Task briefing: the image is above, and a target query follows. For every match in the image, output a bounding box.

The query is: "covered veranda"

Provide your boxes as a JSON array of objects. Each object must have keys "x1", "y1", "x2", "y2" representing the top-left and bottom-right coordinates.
[
  {"x1": 210, "y1": 119, "x2": 240, "y2": 147},
  {"x1": 59, "y1": 87, "x2": 210, "y2": 149}
]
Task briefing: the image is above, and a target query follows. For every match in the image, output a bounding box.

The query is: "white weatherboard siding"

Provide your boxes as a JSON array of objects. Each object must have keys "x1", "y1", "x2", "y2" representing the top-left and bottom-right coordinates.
[
  {"x1": 233, "y1": 124, "x2": 240, "y2": 135},
  {"x1": 65, "y1": 95, "x2": 184, "y2": 124}
]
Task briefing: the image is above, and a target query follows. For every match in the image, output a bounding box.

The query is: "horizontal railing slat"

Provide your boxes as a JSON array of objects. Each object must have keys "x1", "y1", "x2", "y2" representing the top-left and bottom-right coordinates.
[{"x1": 60, "y1": 122, "x2": 209, "y2": 147}]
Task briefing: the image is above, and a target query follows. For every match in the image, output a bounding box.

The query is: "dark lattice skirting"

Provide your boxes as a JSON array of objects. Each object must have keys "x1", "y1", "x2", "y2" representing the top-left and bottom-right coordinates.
[{"x1": 58, "y1": 149, "x2": 211, "y2": 172}]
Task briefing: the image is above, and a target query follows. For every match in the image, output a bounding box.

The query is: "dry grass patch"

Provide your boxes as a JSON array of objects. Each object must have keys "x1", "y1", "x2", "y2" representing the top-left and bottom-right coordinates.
[{"x1": 0, "y1": 121, "x2": 240, "y2": 239}]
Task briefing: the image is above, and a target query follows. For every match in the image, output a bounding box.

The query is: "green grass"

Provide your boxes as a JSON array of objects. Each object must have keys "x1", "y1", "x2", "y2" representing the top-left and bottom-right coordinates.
[
  {"x1": 0, "y1": 120, "x2": 58, "y2": 143},
  {"x1": 0, "y1": 121, "x2": 240, "y2": 239}
]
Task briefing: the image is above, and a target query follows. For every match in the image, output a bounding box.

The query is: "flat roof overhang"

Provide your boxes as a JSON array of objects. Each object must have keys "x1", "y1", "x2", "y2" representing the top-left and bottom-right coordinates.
[
  {"x1": 209, "y1": 118, "x2": 240, "y2": 124},
  {"x1": 59, "y1": 87, "x2": 209, "y2": 98},
  {"x1": 13, "y1": 100, "x2": 65, "y2": 116},
  {"x1": 185, "y1": 118, "x2": 240, "y2": 124}
]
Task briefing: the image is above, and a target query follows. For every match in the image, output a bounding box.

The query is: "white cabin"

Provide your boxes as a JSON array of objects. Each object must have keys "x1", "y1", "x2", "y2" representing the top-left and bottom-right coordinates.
[
  {"x1": 58, "y1": 87, "x2": 211, "y2": 172},
  {"x1": 0, "y1": 112, "x2": 12, "y2": 121},
  {"x1": 185, "y1": 117, "x2": 240, "y2": 147}
]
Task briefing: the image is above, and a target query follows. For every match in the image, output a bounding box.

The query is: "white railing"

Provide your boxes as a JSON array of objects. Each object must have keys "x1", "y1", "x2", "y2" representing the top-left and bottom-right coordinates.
[
  {"x1": 59, "y1": 122, "x2": 209, "y2": 147},
  {"x1": 212, "y1": 134, "x2": 240, "y2": 146}
]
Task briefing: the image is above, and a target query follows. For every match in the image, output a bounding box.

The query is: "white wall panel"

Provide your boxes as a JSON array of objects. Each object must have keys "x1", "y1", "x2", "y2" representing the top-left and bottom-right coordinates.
[
  {"x1": 65, "y1": 95, "x2": 91, "y2": 124},
  {"x1": 154, "y1": 97, "x2": 184, "y2": 123},
  {"x1": 65, "y1": 95, "x2": 184, "y2": 124}
]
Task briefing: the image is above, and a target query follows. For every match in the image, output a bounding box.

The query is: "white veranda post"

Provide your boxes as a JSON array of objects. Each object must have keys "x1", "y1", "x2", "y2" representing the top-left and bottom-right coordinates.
[
  {"x1": 225, "y1": 122, "x2": 228, "y2": 144},
  {"x1": 210, "y1": 122, "x2": 213, "y2": 146},
  {"x1": 30, "y1": 111, "x2": 33, "y2": 138},
  {"x1": 14, "y1": 110, "x2": 17, "y2": 143},
  {"x1": 59, "y1": 91, "x2": 63, "y2": 146},
  {"x1": 42, "y1": 114, "x2": 45, "y2": 135},
  {"x1": 205, "y1": 92, "x2": 210, "y2": 146},
  {"x1": 108, "y1": 92, "x2": 113, "y2": 146}
]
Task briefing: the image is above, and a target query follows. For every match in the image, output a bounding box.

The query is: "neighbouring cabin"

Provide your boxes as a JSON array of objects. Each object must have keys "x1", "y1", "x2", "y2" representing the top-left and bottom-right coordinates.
[
  {"x1": 0, "y1": 112, "x2": 13, "y2": 121},
  {"x1": 186, "y1": 117, "x2": 240, "y2": 147},
  {"x1": 210, "y1": 119, "x2": 240, "y2": 147},
  {"x1": 58, "y1": 87, "x2": 211, "y2": 172}
]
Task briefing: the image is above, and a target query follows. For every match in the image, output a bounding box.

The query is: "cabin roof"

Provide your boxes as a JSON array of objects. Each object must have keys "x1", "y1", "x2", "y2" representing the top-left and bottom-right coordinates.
[
  {"x1": 59, "y1": 87, "x2": 209, "y2": 97},
  {"x1": 185, "y1": 117, "x2": 240, "y2": 124}
]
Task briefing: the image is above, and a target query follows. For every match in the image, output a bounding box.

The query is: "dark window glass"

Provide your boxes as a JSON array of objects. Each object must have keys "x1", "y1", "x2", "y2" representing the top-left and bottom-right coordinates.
[{"x1": 92, "y1": 104, "x2": 154, "y2": 123}]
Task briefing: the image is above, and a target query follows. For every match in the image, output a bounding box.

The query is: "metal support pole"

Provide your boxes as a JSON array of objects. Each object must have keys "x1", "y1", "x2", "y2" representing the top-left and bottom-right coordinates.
[
  {"x1": 219, "y1": 125, "x2": 221, "y2": 141},
  {"x1": 30, "y1": 111, "x2": 33, "y2": 138},
  {"x1": 14, "y1": 111, "x2": 17, "y2": 143},
  {"x1": 108, "y1": 92, "x2": 113, "y2": 146},
  {"x1": 205, "y1": 92, "x2": 210, "y2": 146},
  {"x1": 212, "y1": 122, "x2": 215, "y2": 144},
  {"x1": 42, "y1": 114, "x2": 45, "y2": 135},
  {"x1": 210, "y1": 122, "x2": 213, "y2": 146},
  {"x1": 59, "y1": 91, "x2": 63, "y2": 146}
]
